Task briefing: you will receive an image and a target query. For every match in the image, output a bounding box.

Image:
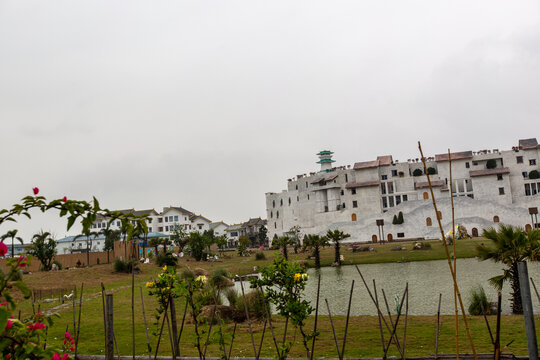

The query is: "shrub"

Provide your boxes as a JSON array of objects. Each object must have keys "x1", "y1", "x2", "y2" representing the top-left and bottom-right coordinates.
[
  {"x1": 468, "y1": 285, "x2": 490, "y2": 315},
  {"x1": 236, "y1": 290, "x2": 267, "y2": 320},
  {"x1": 155, "y1": 252, "x2": 178, "y2": 268},
  {"x1": 53, "y1": 260, "x2": 62, "y2": 270},
  {"x1": 113, "y1": 258, "x2": 138, "y2": 273},
  {"x1": 413, "y1": 168, "x2": 423, "y2": 176},
  {"x1": 181, "y1": 268, "x2": 196, "y2": 281},
  {"x1": 255, "y1": 252, "x2": 266, "y2": 260},
  {"x1": 529, "y1": 170, "x2": 540, "y2": 179},
  {"x1": 392, "y1": 215, "x2": 398, "y2": 225},
  {"x1": 427, "y1": 167, "x2": 437, "y2": 175},
  {"x1": 211, "y1": 268, "x2": 232, "y2": 288},
  {"x1": 486, "y1": 159, "x2": 497, "y2": 169},
  {"x1": 398, "y1": 211, "x2": 404, "y2": 224},
  {"x1": 224, "y1": 287, "x2": 240, "y2": 307},
  {"x1": 76, "y1": 259, "x2": 82, "y2": 268}
]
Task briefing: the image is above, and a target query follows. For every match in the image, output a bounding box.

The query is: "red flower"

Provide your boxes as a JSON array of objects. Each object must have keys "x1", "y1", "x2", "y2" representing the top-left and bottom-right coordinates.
[
  {"x1": 62, "y1": 196, "x2": 67, "y2": 202},
  {"x1": 0, "y1": 241, "x2": 7, "y2": 257},
  {"x1": 32, "y1": 187, "x2": 39, "y2": 195},
  {"x1": 5, "y1": 319, "x2": 13, "y2": 330},
  {"x1": 27, "y1": 322, "x2": 46, "y2": 331},
  {"x1": 17, "y1": 256, "x2": 28, "y2": 267}
]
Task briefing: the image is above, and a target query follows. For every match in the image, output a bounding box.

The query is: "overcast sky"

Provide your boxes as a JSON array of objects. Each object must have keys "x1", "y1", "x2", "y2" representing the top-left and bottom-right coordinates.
[{"x1": 1, "y1": 0, "x2": 539, "y2": 241}]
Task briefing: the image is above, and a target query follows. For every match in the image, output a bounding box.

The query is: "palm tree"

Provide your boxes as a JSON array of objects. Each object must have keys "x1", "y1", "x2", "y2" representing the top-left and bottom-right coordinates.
[
  {"x1": 1, "y1": 229, "x2": 23, "y2": 258},
  {"x1": 305, "y1": 234, "x2": 329, "y2": 268},
  {"x1": 274, "y1": 236, "x2": 293, "y2": 260},
  {"x1": 100, "y1": 228, "x2": 121, "y2": 263},
  {"x1": 326, "y1": 229, "x2": 351, "y2": 266},
  {"x1": 30, "y1": 231, "x2": 56, "y2": 271},
  {"x1": 74, "y1": 230, "x2": 99, "y2": 267},
  {"x1": 476, "y1": 225, "x2": 540, "y2": 313}
]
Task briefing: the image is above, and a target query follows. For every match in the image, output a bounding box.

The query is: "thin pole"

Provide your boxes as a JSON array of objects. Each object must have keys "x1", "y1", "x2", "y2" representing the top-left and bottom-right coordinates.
[
  {"x1": 341, "y1": 280, "x2": 354, "y2": 358},
  {"x1": 154, "y1": 299, "x2": 170, "y2": 360},
  {"x1": 131, "y1": 257, "x2": 135, "y2": 360},
  {"x1": 256, "y1": 320, "x2": 268, "y2": 360},
  {"x1": 325, "y1": 299, "x2": 342, "y2": 360},
  {"x1": 106, "y1": 294, "x2": 114, "y2": 360},
  {"x1": 176, "y1": 299, "x2": 189, "y2": 354},
  {"x1": 419, "y1": 141, "x2": 478, "y2": 360},
  {"x1": 382, "y1": 288, "x2": 403, "y2": 354},
  {"x1": 228, "y1": 322, "x2": 237, "y2": 360},
  {"x1": 494, "y1": 291, "x2": 502, "y2": 360},
  {"x1": 259, "y1": 285, "x2": 281, "y2": 357},
  {"x1": 75, "y1": 283, "x2": 84, "y2": 360},
  {"x1": 373, "y1": 280, "x2": 386, "y2": 354},
  {"x1": 479, "y1": 299, "x2": 494, "y2": 344},
  {"x1": 529, "y1": 277, "x2": 540, "y2": 305},
  {"x1": 101, "y1": 283, "x2": 107, "y2": 355},
  {"x1": 448, "y1": 148, "x2": 460, "y2": 360},
  {"x1": 310, "y1": 272, "x2": 321, "y2": 360},
  {"x1": 383, "y1": 284, "x2": 408, "y2": 360},
  {"x1": 518, "y1": 263, "x2": 537, "y2": 360},
  {"x1": 202, "y1": 288, "x2": 221, "y2": 359},
  {"x1": 165, "y1": 309, "x2": 174, "y2": 358},
  {"x1": 140, "y1": 287, "x2": 152, "y2": 359},
  {"x1": 402, "y1": 286, "x2": 409, "y2": 360},
  {"x1": 435, "y1": 293, "x2": 442, "y2": 359},
  {"x1": 240, "y1": 280, "x2": 258, "y2": 359}
]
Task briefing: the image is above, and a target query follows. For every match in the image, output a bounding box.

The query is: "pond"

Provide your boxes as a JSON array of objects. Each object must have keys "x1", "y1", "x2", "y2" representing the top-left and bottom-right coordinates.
[{"x1": 230, "y1": 258, "x2": 540, "y2": 316}]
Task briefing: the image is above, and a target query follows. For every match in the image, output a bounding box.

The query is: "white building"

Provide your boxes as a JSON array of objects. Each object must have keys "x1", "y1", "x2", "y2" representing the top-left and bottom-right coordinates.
[{"x1": 266, "y1": 138, "x2": 540, "y2": 243}]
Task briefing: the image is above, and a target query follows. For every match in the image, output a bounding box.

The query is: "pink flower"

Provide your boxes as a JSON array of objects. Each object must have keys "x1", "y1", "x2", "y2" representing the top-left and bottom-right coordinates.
[
  {"x1": 5, "y1": 319, "x2": 13, "y2": 330},
  {"x1": 32, "y1": 187, "x2": 39, "y2": 195},
  {"x1": 17, "y1": 256, "x2": 28, "y2": 267},
  {"x1": 27, "y1": 322, "x2": 46, "y2": 331},
  {"x1": 64, "y1": 331, "x2": 71, "y2": 338},
  {"x1": 62, "y1": 196, "x2": 67, "y2": 202},
  {"x1": 0, "y1": 241, "x2": 7, "y2": 257}
]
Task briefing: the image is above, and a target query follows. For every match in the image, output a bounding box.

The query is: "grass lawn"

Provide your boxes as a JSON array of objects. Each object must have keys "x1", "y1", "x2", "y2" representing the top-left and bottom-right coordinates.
[{"x1": 14, "y1": 237, "x2": 524, "y2": 358}]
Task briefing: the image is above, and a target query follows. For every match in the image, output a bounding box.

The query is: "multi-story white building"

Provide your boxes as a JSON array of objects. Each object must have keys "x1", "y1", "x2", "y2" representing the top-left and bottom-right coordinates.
[
  {"x1": 266, "y1": 138, "x2": 540, "y2": 243},
  {"x1": 90, "y1": 206, "x2": 212, "y2": 236}
]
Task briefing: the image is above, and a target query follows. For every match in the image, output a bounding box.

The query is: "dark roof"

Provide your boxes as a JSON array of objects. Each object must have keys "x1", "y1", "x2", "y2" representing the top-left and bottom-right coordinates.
[
  {"x1": 469, "y1": 167, "x2": 510, "y2": 177},
  {"x1": 243, "y1": 217, "x2": 267, "y2": 227},
  {"x1": 345, "y1": 180, "x2": 380, "y2": 189},
  {"x1": 133, "y1": 209, "x2": 157, "y2": 216},
  {"x1": 519, "y1": 138, "x2": 539, "y2": 150},
  {"x1": 434, "y1": 151, "x2": 473, "y2": 162},
  {"x1": 162, "y1": 206, "x2": 194, "y2": 216},
  {"x1": 310, "y1": 174, "x2": 338, "y2": 184},
  {"x1": 377, "y1": 155, "x2": 393, "y2": 166},
  {"x1": 190, "y1": 214, "x2": 212, "y2": 223},
  {"x1": 415, "y1": 180, "x2": 445, "y2": 189},
  {"x1": 353, "y1": 160, "x2": 380, "y2": 170}
]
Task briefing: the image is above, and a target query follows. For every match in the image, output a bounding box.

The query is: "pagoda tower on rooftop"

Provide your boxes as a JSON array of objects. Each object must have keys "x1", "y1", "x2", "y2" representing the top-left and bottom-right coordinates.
[{"x1": 316, "y1": 150, "x2": 335, "y2": 172}]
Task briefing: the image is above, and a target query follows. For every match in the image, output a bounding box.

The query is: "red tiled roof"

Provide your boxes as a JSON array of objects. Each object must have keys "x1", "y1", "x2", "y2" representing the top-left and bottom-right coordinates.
[
  {"x1": 415, "y1": 180, "x2": 445, "y2": 189},
  {"x1": 469, "y1": 167, "x2": 510, "y2": 177},
  {"x1": 353, "y1": 160, "x2": 379, "y2": 170},
  {"x1": 345, "y1": 180, "x2": 380, "y2": 189},
  {"x1": 377, "y1": 155, "x2": 393, "y2": 166},
  {"x1": 434, "y1": 151, "x2": 473, "y2": 162}
]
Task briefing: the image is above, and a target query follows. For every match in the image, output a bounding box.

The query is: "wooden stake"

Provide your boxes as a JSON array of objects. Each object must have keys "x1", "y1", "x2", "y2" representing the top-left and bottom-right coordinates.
[
  {"x1": 448, "y1": 148, "x2": 460, "y2": 360},
  {"x1": 154, "y1": 299, "x2": 170, "y2": 360},
  {"x1": 228, "y1": 322, "x2": 237, "y2": 360},
  {"x1": 256, "y1": 319, "x2": 268, "y2": 360},
  {"x1": 240, "y1": 280, "x2": 258, "y2": 358},
  {"x1": 341, "y1": 280, "x2": 354, "y2": 358},
  {"x1": 402, "y1": 286, "x2": 409, "y2": 360},
  {"x1": 383, "y1": 284, "x2": 408, "y2": 360},
  {"x1": 176, "y1": 299, "x2": 189, "y2": 355},
  {"x1": 75, "y1": 283, "x2": 84, "y2": 360},
  {"x1": 101, "y1": 283, "x2": 107, "y2": 355},
  {"x1": 419, "y1": 141, "x2": 478, "y2": 360},
  {"x1": 530, "y1": 277, "x2": 540, "y2": 305},
  {"x1": 310, "y1": 271, "x2": 321, "y2": 360},
  {"x1": 479, "y1": 299, "x2": 494, "y2": 344},
  {"x1": 373, "y1": 279, "x2": 386, "y2": 354},
  {"x1": 140, "y1": 287, "x2": 152, "y2": 359},
  {"x1": 259, "y1": 285, "x2": 281, "y2": 357},
  {"x1": 494, "y1": 291, "x2": 502, "y2": 360},
  {"x1": 435, "y1": 293, "x2": 442, "y2": 359},
  {"x1": 325, "y1": 298, "x2": 342, "y2": 360}
]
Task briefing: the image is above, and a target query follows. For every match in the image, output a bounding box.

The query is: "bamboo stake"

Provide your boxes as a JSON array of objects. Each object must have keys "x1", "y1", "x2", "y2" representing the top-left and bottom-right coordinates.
[
  {"x1": 341, "y1": 280, "x2": 354, "y2": 358},
  {"x1": 228, "y1": 322, "x2": 237, "y2": 360},
  {"x1": 325, "y1": 298, "x2": 342, "y2": 360},
  {"x1": 383, "y1": 284, "x2": 408, "y2": 360},
  {"x1": 479, "y1": 299, "x2": 494, "y2": 344},
  {"x1": 530, "y1": 277, "x2": 540, "y2": 305},
  {"x1": 494, "y1": 291, "x2": 502, "y2": 360},
  {"x1": 256, "y1": 319, "x2": 268, "y2": 360},
  {"x1": 165, "y1": 309, "x2": 174, "y2": 358},
  {"x1": 202, "y1": 288, "x2": 221, "y2": 359},
  {"x1": 382, "y1": 288, "x2": 403, "y2": 355},
  {"x1": 281, "y1": 316, "x2": 289, "y2": 356},
  {"x1": 448, "y1": 148, "x2": 460, "y2": 360},
  {"x1": 132, "y1": 256, "x2": 135, "y2": 360},
  {"x1": 210, "y1": 285, "x2": 227, "y2": 360},
  {"x1": 418, "y1": 141, "x2": 478, "y2": 360},
  {"x1": 154, "y1": 299, "x2": 170, "y2": 360},
  {"x1": 402, "y1": 286, "x2": 409, "y2": 360},
  {"x1": 374, "y1": 279, "x2": 386, "y2": 354},
  {"x1": 140, "y1": 287, "x2": 152, "y2": 360},
  {"x1": 176, "y1": 299, "x2": 189, "y2": 354},
  {"x1": 75, "y1": 283, "x2": 84, "y2": 360},
  {"x1": 101, "y1": 283, "x2": 107, "y2": 355},
  {"x1": 240, "y1": 280, "x2": 258, "y2": 358},
  {"x1": 258, "y1": 285, "x2": 281, "y2": 357},
  {"x1": 72, "y1": 286, "x2": 77, "y2": 344},
  {"x1": 435, "y1": 293, "x2": 442, "y2": 359},
  {"x1": 310, "y1": 271, "x2": 321, "y2": 360}
]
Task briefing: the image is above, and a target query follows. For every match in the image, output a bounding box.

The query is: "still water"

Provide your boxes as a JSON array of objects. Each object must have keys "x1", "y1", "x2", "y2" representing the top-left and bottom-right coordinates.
[{"x1": 232, "y1": 258, "x2": 540, "y2": 316}]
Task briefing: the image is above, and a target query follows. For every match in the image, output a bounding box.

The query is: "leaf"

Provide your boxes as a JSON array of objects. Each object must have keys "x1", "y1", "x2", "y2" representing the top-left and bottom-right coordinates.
[
  {"x1": 0, "y1": 308, "x2": 8, "y2": 333},
  {"x1": 67, "y1": 216, "x2": 76, "y2": 231},
  {"x1": 93, "y1": 196, "x2": 100, "y2": 211},
  {"x1": 14, "y1": 280, "x2": 32, "y2": 298}
]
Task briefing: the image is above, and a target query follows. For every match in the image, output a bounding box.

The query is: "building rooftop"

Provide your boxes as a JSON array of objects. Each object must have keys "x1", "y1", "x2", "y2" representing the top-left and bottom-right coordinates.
[
  {"x1": 519, "y1": 138, "x2": 539, "y2": 150},
  {"x1": 469, "y1": 167, "x2": 511, "y2": 177},
  {"x1": 434, "y1": 151, "x2": 474, "y2": 162}
]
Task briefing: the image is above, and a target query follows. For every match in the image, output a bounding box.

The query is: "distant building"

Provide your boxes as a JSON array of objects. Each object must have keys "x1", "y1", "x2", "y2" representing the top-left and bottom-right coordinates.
[
  {"x1": 224, "y1": 224, "x2": 242, "y2": 247},
  {"x1": 266, "y1": 138, "x2": 540, "y2": 243}
]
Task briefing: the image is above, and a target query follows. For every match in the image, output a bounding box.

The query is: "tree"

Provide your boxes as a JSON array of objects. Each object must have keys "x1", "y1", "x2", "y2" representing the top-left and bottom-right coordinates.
[
  {"x1": 392, "y1": 215, "x2": 398, "y2": 225},
  {"x1": 1, "y1": 229, "x2": 23, "y2": 258},
  {"x1": 486, "y1": 159, "x2": 497, "y2": 169},
  {"x1": 74, "y1": 230, "x2": 99, "y2": 267},
  {"x1": 170, "y1": 224, "x2": 188, "y2": 252},
  {"x1": 187, "y1": 232, "x2": 207, "y2": 261},
  {"x1": 30, "y1": 231, "x2": 57, "y2": 271},
  {"x1": 258, "y1": 225, "x2": 268, "y2": 247},
  {"x1": 476, "y1": 225, "x2": 540, "y2": 313},
  {"x1": 412, "y1": 168, "x2": 423, "y2": 176},
  {"x1": 101, "y1": 228, "x2": 120, "y2": 263},
  {"x1": 238, "y1": 235, "x2": 250, "y2": 256},
  {"x1": 289, "y1": 226, "x2": 302, "y2": 254},
  {"x1": 326, "y1": 229, "x2": 351, "y2": 266},
  {"x1": 305, "y1": 234, "x2": 329, "y2": 268},
  {"x1": 215, "y1": 235, "x2": 227, "y2": 256},
  {"x1": 398, "y1": 211, "x2": 404, "y2": 224},
  {"x1": 427, "y1": 167, "x2": 437, "y2": 175},
  {"x1": 273, "y1": 236, "x2": 293, "y2": 261},
  {"x1": 202, "y1": 229, "x2": 216, "y2": 253},
  {"x1": 529, "y1": 170, "x2": 540, "y2": 179}
]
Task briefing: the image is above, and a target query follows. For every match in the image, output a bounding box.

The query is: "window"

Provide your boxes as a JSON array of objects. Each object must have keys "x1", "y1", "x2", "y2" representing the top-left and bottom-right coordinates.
[
  {"x1": 280, "y1": 199, "x2": 283, "y2": 206},
  {"x1": 272, "y1": 200, "x2": 275, "y2": 208},
  {"x1": 270, "y1": 211, "x2": 273, "y2": 218},
  {"x1": 381, "y1": 175, "x2": 388, "y2": 180},
  {"x1": 185, "y1": 217, "x2": 187, "y2": 221},
  {"x1": 351, "y1": 189, "x2": 356, "y2": 195},
  {"x1": 530, "y1": 159, "x2": 537, "y2": 166},
  {"x1": 525, "y1": 183, "x2": 531, "y2": 196},
  {"x1": 351, "y1": 213, "x2": 357, "y2": 221},
  {"x1": 523, "y1": 172, "x2": 528, "y2": 178},
  {"x1": 473, "y1": 161, "x2": 478, "y2": 166},
  {"x1": 274, "y1": 222, "x2": 277, "y2": 229},
  {"x1": 391, "y1": 170, "x2": 398, "y2": 177},
  {"x1": 499, "y1": 187, "x2": 505, "y2": 195},
  {"x1": 381, "y1": 183, "x2": 386, "y2": 194},
  {"x1": 158, "y1": 217, "x2": 163, "y2": 223},
  {"x1": 397, "y1": 233, "x2": 405, "y2": 238},
  {"x1": 159, "y1": 227, "x2": 163, "y2": 232},
  {"x1": 117, "y1": 221, "x2": 120, "y2": 226},
  {"x1": 288, "y1": 198, "x2": 291, "y2": 205},
  {"x1": 426, "y1": 217, "x2": 432, "y2": 226},
  {"x1": 297, "y1": 196, "x2": 299, "y2": 202},
  {"x1": 307, "y1": 195, "x2": 310, "y2": 200},
  {"x1": 305, "y1": 182, "x2": 308, "y2": 188},
  {"x1": 497, "y1": 174, "x2": 503, "y2": 181},
  {"x1": 382, "y1": 197, "x2": 388, "y2": 208},
  {"x1": 295, "y1": 185, "x2": 298, "y2": 190},
  {"x1": 465, "y1": 162, "x2": 470, "y2": 168},
  {"x1": 493, "y1": 216, "x2": 500, "y2": 223},
  {"x1": 388, "y1": 182, "x2": 394, "y2": 194},
  {"x1": 165, "y1": 226, "x2": 169, "y2": 231},
  {"x1": 403, "y1": 195, "x2": 408, "y2": 201},
  {"x1": 345, "y1": 174, "x2": 348, "y2": 182},
  {"x1": 517, "y1": 156, "x2": 523, "y2": 164},
  {"x1": 149, "y1": 227, "x2": 152, "y2": 232},
  {"x1": 352, "y1": 201, "x2": 358, "y2": 208},
  {"x1": 198, "y1": 224, "x2": 203, "y2": 230},
  {"x1": 532, "y1": 183, "x2": 538, "y2": 195},
  {"x1": 231, "y1": 231, "x2": 238, "y2": 237},
  {"x1": 174, "y1": 216, "x2": 178, "y2": 221},
  {"x1": 342, "y1": 203, "x2": 346, "y2": 209},
  {"x1": 147, "y1": 219, "x2": 152, "y2": 224},
  {"x1": 396, "y1": 196, "x2": 401, "y2": 205},
  {"x1": 389, "y1": 197, "x2": 394, "y2": 207},
  {"x1": 340, "y1": 190, "x2": 344, "y2": 196},
  {"x1": 98, "y1": 223, "x2": 101, "y2": 228},
  {"x1": 276, "y1": 211, "x2": 279, "y2": 218}
]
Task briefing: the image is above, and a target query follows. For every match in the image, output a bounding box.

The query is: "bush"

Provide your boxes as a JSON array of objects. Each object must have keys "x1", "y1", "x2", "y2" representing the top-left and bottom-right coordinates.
[
  {"x1": 255, "y1": 252, "x2": 266, "y2": 260},
  {"x1": 529, "y1": 170, "x2": 540, "y2": 179},
  {"x1": 236, "y1": 290, "x2": 267, "y2": 320},
  {"x1": 427, "y1": 167, "x2": 437, "y2": 175},
  {"x1": 224, "y1": 287, "x2": 240, "y2": 307},
  {"x1": 413, "y1": 168, "x2": 423, "y2": 176},
  {"x1": 53, "y1": 260, "x2": 62, "y2": 270},
  {"x1": 211, "y1": 269, "x2": 232, "y2": 288},
  {"x1": 181, "y1": 268, "x2": 196, "y2": 281},
  {"x1": 155, "y1": 252, "x2": 178, "y2": 268},
  {"x1": 486, "y1": 159, "x2": 497, "y2": 169},
  {"x1": 468, "y1": 285, "x2": 490, "y2": 315},
  {"x1": 392, "y1": 215, "x2": 398, "y2": 225},
  {"x1": 398, "y1": 211, "x2": 404, "y2": 224},
  {"x1": 113, "y1": 258, "x2": 138, "y2": 273}
]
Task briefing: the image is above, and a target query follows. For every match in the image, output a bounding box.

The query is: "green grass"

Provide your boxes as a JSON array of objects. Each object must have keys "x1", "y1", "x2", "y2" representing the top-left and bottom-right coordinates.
[{"x1": 16, "y1": 238, "x2": 510, "y2": 357}]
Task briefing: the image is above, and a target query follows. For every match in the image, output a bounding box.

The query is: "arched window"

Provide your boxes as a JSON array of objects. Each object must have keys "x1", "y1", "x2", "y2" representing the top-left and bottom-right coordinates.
[
  {"x1": 423, "y1": 192, "x2": 429, "y2": 200},
  {"x1": 297, "y1": 196, "x2": 299, "y2": 202},
  {"x1": 472, "y1": 228, "x2": 479, "y2": 237},
  {"x1": 426, "y1": 217, "x2": 432, "y2": 226},
  {"x1": 276, "y1": 211, "x2": 279, "y2": 219},
  {"x1": 493, "y1": 215, "x2": 500, "y2": 223},
  {"x1": 351, "y1": 213, "x2": 357, "y2": 222},
  {"x1": 274, "y1": 222, "x2": 277, "y2": 229},
  {"x1": 526, "y1": 224, "x2": 532, "y2": 232},
  {"x1": 387, "y1": 234, "x2": 393, "y2": 241},
  {"x1": 372, "y1": 234, "x2": 378, "y2": 243},
  {"x1": 280, "y1": 199, "x2": 283, "y2": 206},
  {"x1": 272, "y1": 200, "x2": 275, "y2": 208},
  {"x1": 270, "y1": 211, "x2": 273, "y2": 218},
  {"x1": 288, "y1": 198, "x2": 291, "y2": 206}
]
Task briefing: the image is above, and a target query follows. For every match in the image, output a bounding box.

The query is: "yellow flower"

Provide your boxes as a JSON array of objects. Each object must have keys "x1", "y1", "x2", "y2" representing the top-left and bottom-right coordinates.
[
  {"x1": 294, "y1": 273, "x2": 301, "y2": 282},
  {"x1": 195, "y1": 275, "x2": 207, "y2": 284},
  {"x1": 145, "y1": 282, "x2": 154, "y2": 288},
  {"x1": 301, "y1": 273, "x2": 308, "y2": 281},
  {"x1": 162, "y1": 265, "x2": 167, "y2": 271}
]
